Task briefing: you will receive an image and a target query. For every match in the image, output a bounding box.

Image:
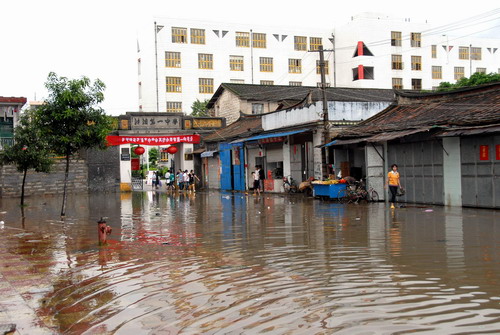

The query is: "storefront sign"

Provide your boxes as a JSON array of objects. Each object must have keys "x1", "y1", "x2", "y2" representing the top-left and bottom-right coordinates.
[
  {"x1": 258, "y1": 137, "x2": 283, "y2": 144},
  {"x1": 479, "y1": 145, "x2": 489, "y2": 161},
  {"x1": 121, "y1": 153, "x2": 130, "y2": 161},
  {"x1": 106, "y1": 135, "x2": 200, "y2": 146}
]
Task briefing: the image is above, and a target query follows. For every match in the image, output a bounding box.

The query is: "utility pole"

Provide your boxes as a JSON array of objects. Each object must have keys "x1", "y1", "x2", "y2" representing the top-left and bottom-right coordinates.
[
  {"x1": 310, "y1": 45, "x2": 333, "y2": 177},
  {"x1": 154, "y1": 22, "x2": 164, "y2": 113},
  {"x1": 331, "y1": 34, "x2": 336, "y2": 87}
]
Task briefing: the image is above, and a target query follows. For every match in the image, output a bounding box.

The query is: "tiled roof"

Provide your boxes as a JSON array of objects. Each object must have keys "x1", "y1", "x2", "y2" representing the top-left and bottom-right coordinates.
[
  {"x1": 207, "y1": 83, "x2": 395, "y2": 109},
  {"x1": 340, "y1": 82, "x2": 500, "y2": 137},
  {"x1": 202, "y1": 114, "x2": 262, "y2": 143}
]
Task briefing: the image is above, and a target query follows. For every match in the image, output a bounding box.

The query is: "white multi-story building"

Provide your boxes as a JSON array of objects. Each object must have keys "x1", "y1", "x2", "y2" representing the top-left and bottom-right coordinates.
[
  {"x1": 137, "y1": 14, "x2": 500, "y2": 114},
  {"x1": 138, "y1": 18, "x2": 334, "y2": 114},
  {"x1": 335, "y1": 13, "x2": 500, "y2": 90}
]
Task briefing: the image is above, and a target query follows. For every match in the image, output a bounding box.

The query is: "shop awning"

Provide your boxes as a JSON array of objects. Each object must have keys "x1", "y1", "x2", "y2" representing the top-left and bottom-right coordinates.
[
  {"x1": 230, "y1": 129, "x2": 310, "y2": 144},
  {"x1": 437, "y1": 125, "x2": 500, "y2": 137},
  {"x1": 201, "y1": 151, "x2": 217, "y2": 157},
  {"x1": 322, "y1": 137, "x2": 369, "y2": 147},
  {"x1": 365, "y1": 128, "x2": 429, "y2": 142}
]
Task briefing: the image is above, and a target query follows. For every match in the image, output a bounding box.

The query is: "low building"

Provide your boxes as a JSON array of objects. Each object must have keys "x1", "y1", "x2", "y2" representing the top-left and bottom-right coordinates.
[
  {"x1": 202, "y1": 84, "x2": 394, "y2": 192},
  {"x1": 325, "y1": 81, "x2": 500, "y2": 208},
  {"x1": 0, "y1": 96, "x2": 26, "y2": 149}
]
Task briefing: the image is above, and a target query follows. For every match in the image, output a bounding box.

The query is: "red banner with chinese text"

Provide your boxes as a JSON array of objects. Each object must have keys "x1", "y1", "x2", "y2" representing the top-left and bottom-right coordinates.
[
  {"x1": 479, "y1": 145, "x2": 489, "y2": 161},
  {"x1": 106, "y1": 135, "x2": 200, "y2": 146}
]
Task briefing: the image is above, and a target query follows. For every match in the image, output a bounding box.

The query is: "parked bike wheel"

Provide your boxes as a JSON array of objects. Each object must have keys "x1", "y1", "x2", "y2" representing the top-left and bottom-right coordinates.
[
  {"x1": 369, "y1": 190, "x2": 379, "y2": 202},
  {"x1": 337, "y1": 188, "x2": 349, "y2": 203}
]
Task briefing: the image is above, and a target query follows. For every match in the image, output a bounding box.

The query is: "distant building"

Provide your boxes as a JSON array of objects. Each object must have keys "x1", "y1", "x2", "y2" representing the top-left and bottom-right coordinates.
[
  {"x1": 137, "y1": 14, "x2": 500, "y2": 115},
  {"x1": 0, "y1": 96, "x2": 26, "y2": 149},
  {"x1": 138, "y1": 18, "x2": 334, "y2": 114},
  {"x1": 335, "y1": 12, "x2": 500, "y2": 90}
]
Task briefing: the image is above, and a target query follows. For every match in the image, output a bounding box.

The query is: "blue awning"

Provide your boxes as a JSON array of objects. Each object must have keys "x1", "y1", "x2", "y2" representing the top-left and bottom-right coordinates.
[{"x1": 230, "y1": 129, "x2": 310, "y2": 143}]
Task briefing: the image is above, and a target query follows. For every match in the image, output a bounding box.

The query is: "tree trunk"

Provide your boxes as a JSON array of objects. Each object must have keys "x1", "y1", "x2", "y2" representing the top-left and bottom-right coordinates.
[
  {"x1": 61, "y1": 153, "x2": 70, "y2": 217},
  {"x1": 21, "y1": 168, "x2": 27, "y2": 207}
]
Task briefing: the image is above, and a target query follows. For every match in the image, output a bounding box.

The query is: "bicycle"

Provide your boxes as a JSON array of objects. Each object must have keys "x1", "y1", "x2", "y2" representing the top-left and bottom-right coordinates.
[
  {"x1": 337, "y1": 180, "x2": 379, "y2": 203},
  {"x1": 283, "y1": 176, "x2": 298, "y2": 193}
]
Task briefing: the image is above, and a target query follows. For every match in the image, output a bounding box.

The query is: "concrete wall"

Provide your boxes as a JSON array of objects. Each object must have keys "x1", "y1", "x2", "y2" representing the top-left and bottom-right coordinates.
[
  {"x1": 210, "y1": 89, "x2": 242, "y2": 125},
  {"x1": 82, "y1": 146, "x2": 121, "y2": 192}
]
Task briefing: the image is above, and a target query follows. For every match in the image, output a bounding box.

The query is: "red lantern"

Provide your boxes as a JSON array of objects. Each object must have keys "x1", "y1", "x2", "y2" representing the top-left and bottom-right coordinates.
[
  {"x1": 166, "y1": 146, "x2": 178, "y2": 154},
  {"x1": 134, "y1": 146, "x2": 145, "y2": 155}
]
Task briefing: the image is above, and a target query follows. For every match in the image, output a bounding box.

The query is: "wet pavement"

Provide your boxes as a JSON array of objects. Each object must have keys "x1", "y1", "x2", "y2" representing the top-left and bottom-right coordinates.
[{"x1": 0, "y1": 190, "x2": 500, "y2": 334}]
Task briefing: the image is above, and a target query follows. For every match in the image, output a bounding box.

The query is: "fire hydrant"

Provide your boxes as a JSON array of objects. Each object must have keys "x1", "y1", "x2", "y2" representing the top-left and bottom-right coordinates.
[{"x1": 98, "y1": 217, "x2": 112, "y2": 245}]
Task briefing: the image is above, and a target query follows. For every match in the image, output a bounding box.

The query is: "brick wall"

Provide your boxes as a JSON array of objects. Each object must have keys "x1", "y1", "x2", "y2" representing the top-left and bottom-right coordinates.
[{"x1": 0, "y1": 159, "x2": 89, "y2": 197}]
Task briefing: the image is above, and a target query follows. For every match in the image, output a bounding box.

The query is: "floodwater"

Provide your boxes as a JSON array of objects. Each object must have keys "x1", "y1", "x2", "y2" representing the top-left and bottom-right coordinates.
[{"x1": 1, "y1": 191, "x2": 500, "y2": 335}]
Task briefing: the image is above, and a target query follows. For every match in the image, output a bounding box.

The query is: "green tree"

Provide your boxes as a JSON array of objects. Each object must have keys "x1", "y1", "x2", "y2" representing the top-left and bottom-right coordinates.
[
  {"x1": 437, "y1": 72, "x2": 500, "y2": 91},
  {"x1": 0, "y1": 110, "x2": 53, "y2": 207},
  {"x1": 190, "y1": 99, "x2": 210, "y2": 116},
  {"x1": 149, "y1": 147, "x2": 159, "y2": 168},
  {"x1": 37, "y1": 72, "x2": 114, "y2": 217}
]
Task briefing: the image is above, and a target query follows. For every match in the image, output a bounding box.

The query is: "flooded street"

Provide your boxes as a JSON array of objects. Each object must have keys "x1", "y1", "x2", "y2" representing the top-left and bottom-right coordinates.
[{"x1": 1, "y1": 191, "x2": 500, "y2": 334}]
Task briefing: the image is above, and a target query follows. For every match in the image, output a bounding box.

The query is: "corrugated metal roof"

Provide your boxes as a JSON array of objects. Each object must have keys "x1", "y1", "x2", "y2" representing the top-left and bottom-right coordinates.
[
  {"x1": 230, "y1": 129, "x2": 310, "y2": 143},
  {"x1": 202, "y1": 115, "x2": 262, "y2": 143}
]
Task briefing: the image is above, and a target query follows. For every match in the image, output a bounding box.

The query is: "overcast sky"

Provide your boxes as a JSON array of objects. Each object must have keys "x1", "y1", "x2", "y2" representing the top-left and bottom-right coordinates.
[{"x1": 1, "y1": 1, "x2": 499, "y2": 116}]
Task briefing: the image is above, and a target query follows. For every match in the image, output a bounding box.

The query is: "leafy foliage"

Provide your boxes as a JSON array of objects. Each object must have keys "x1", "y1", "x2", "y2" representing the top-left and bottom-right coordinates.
[
  {"x1": 35, "y1": 72, "x2": 114, "y2": 216},
  {"x1": 190, "y1": 99, "x2": 210, "y2": 117},
  {"x1": 0, "y1": 109, "x2": 53, "y2": 206},
  {"x1": 437, "y1": 72, "x2": 500, "y2": 91}
]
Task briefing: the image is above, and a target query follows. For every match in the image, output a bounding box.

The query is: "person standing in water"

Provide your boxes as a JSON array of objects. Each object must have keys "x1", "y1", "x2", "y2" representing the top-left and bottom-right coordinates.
[{"x1": 386, "y1": 164, "x2": 402, "y2": 209}]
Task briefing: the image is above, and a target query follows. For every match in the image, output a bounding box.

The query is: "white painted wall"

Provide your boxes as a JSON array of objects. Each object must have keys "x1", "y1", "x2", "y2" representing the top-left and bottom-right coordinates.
[
  {"x1": 119, "y1": 144, "x2": 132, "y2": 188},
  {"x1": 442, "y1": 137, "x2": 462, "y2": 206},
  {"x1": 263, "y1": 101, "x2": 392, "y2": 131}
]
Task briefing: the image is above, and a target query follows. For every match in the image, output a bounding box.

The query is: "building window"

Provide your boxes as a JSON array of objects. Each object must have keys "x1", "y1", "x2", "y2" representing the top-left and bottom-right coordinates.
[
  {"x1": 289, "y1": 59, "x2": 302, "y2": 73},
  {"x1": 260, "y1": 80, "x2": 274, "y2": 85},
  {"x1": 454, "y1": 67, "x2": 465, "y2": 80},
  {"x1": 310, "y1": 37, "x2": 322, "y2": 51},
  {"x1": 166, "y1": 101, "x2": 182, "y2": 113},
  {"x1": 411, "y1": 33, "x2": 421, "y2": 47},
  {"x1": 316, "y1": 60, "x2": 329, "y2": 74},
  {"x1": 432, "y1": 66, "x2": 442, "y2": 79},
  {"x1": 471, "y1": 47, "x2": 482, "y2": 60},
  {"x1": 459, "y1": 46, "x2": 469, "y2": 60},
  {"x1": 411, "y1": 79, "x2": 422, "y2": 90},
  {"x1": 230, "y1": 55, "x2": 244, "y2": 71},
  {"x1": 199, "y1": 78, "x2": 214, "y2": 94},
  {"x1": 191, "y1": 28, "x2": 205, "y2": 44},
  {"x1": 236, "y1": 32, "x2": 250, "y2": 47},
  {"x1": 230, "y1": 79, "x2": 245, "y2": 84},
  {"x1": 260, "y1": 57, "x2": 273, "y2": 72},
  {"x1": 172, "y1": 27, "x2": 187, "y2": 43},
  {"x1": 391, "y1": 54, "x2": 403, "y2": 70},
  {"x1": 476, "y1": 67, "x2": 486, "y2": 74},
  {"x1": 431, "y1": 45, "x2": 437, "y2": 58},
  {"x1": 252, "y1": 103, "x2": 264, "y2": 114},
  {"x1": 165, "y1": 52, "x2": 181, "y2": 68},
  {"x1": 391, "y1": 31, "x2": 402, "y2": 47},
  {"x1": 252, "y1": 33, "x2": 266, "y2": 48},
  {"x1": 294, "y1": 36, "x2": 307, "y2": 51},
  {"x1": 411, "y1": 56, "x2": 422, "y2": 71},
  {"x1": 198, "y1": 53, "x2": 213, "y2": 69},
  {"x1": 392, "y1": 78, "x2": 403, "y2": 89},
  {"x1": 289, "y1": 81, "x2": 302, "y2": 86},
  {"x1": 352, "y1": 66, "x2": 374, "y2": 80},
  {"x1": 166, "y1": 77, "x2": 182, "y2": 92}
]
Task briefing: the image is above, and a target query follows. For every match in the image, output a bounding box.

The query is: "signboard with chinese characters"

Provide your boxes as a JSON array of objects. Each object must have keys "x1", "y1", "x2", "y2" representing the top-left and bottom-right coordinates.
[
  {"x1": 258, "y1": 137, "x2": 283, "y2": 144},
  {"x1": 479, "y1": 145, "x2": 489, "y2": 161},
  {"x1": 193, "y1": 119, "x2": 223, "y2": 128},
  {"x1": 130, "y1": 115, "x2": 182, "y2": 130},
  {"x1": 106, "y1": 135, "x2": 200, "y2": 146}
]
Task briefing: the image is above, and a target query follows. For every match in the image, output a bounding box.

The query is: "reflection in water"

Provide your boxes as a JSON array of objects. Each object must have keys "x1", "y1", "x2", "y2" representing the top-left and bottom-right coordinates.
[{"x1": 0, "y1": 192, "x2": 500, "y2": 333}]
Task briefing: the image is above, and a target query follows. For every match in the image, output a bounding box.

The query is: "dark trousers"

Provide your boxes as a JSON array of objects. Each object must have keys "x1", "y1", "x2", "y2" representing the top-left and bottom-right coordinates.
[{"x1": 389, "y1": 185, "x2": 398, "y2": 203}]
